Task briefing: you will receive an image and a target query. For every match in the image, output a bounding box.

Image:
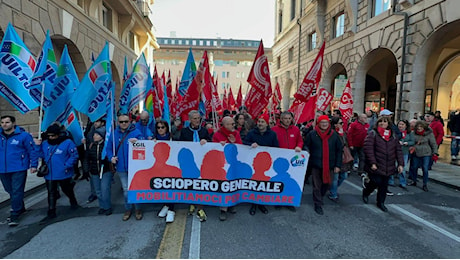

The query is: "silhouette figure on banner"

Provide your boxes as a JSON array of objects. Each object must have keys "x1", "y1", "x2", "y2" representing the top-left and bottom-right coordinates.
[
  {"x1": 224, "y1": 144, "x2": 252, "y2": 180},
  {"x1": 270, "y1": 157, "x2": 302, "y2": 204},
  {"x1": 201, "y1": 150, "x2": 227, "y2": 180},
  {"x1": 251, "y1": 152, "x2": 272, "y2": 181},
  {"x1": 130, "y1": 142, "x2": 181, "y2": 190},
  {"x1": 177, "y1": 148, "x2": 201, "y2": 179}
]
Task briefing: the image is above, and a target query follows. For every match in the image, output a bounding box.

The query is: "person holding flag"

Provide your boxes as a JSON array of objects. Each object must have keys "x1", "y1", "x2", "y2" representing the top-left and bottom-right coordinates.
[{"x1": 107, "y1": 114, "x2": 144, "y2": 221}]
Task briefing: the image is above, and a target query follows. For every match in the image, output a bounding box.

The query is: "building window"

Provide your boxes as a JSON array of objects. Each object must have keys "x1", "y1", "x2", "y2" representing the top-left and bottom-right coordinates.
[
  {"x1": 199, "y1": 40, "x2": 204, "y2": 46},
  {"x1": 290, "y1": 0, "x2": 296, "y2": 21},
  {"x1": 102, "y1": 3, "x2": 112, "y2": 31},
  {"x1": 178, "y1": 39, "x2": 182, "y2": 44},
  {"x1": 278, "y1": 11, "x2": 283, "y2": 33},
  {"x1": 241, "y1": 72, "x2": 245, "y2": 78},
  {"x1": 227, "y1": 72, "x2": 230, "y2": 78},
  {"x1": 222, "y1": 83, "x2": 226, "y2": 89},
  {"x1": 308, "y1": 32, "x2": 317, "y2": 51},
  {"x1": 171, "y1": 39, "x2": 175, "y2": 44},
  {"x1": 236, "y1": 72, "x2": 240, "y2": 78},
  {"x1": 277, "y1": 56, "x2": 281, "y2": 69},
  {"x1": 373, "y1": 0, "x2": 391, "y2": 17},
  {"x1": 288, "y1": 47, "x2": 294, "y2": 63},
  {"x1": 186, "y1": 40, "x2": 190, "y2": 45},
  {"x1": 333, "y1": 12, "x2": 345, "y2": 38},
  {"x1": 222, "y1": 71, "x2": 226, "y2": 78},
  {"x1": 164, "y1": 39, "x2": 168, "y2": 44},
  {"x1": 192, "y1": 40, "x2": 196, "y2": 45}
]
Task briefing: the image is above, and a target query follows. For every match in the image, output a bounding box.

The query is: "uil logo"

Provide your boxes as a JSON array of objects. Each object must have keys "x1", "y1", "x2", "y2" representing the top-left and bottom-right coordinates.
[{"x1": 290, "y1": 154, "x2": 306, "y2": 167}]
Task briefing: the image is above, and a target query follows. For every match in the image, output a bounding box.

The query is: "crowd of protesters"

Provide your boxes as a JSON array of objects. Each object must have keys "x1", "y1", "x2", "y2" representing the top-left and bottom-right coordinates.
[{"x1": 0, "y1": 104, "x2": 452, "y2": 227}]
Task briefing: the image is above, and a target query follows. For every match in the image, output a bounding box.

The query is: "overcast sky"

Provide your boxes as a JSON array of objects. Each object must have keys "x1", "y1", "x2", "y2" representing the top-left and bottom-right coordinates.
[{"x1": 151, "y1": 0, "x2": 276, "y2": 47}]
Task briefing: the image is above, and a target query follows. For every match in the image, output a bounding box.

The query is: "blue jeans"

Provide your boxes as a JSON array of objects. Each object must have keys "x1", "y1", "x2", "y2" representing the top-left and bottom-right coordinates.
[
  {"x1": 0, "y1": 171, "x2": 27, "y2": 216},
  {"x1": 329, "y1": 171, "x2": 348, "y2": 198},
  {"x1": 90, "y1": 172, "x2": 113, "y2": 210},
  {"x1": 410, "y1": 156, "x2": 430, "y2": 185},
  {"x1": 388, "y1": 154, "x2": 409, "y2": 187},
  {"x1": 117, "y1": 171, "x2": 140, "y2": 211},
  {"x1": 451, "y1": 132, "x2": 459, "y2": 156}
]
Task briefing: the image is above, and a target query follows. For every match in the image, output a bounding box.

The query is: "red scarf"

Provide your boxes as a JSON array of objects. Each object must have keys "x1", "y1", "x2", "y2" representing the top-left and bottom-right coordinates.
[
  {"x1": 315, "y1": 125, "x2": 332, "y2": 184},
  {"x1": 401, "y1": 130, "x2": 407, "y2": 139},
  {"x1": 335, "y1": 127, "x2": 344, "y2": 136},
  {"x1": 416, "y1": 129, "x2": 425, "y2": 136},
  {"x1": 219, "y1": 127, "x2": 237, "y2": 143},
  {"x1": 377, "y1": 127, "x2": 391, "y2": 141}
]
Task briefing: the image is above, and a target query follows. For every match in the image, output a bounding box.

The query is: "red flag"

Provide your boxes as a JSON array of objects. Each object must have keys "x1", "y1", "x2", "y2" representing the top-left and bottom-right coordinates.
[
  {"x1": 222, "y1": 88, "x2": 228, "y2": 110},
  {"x1": 201, "y1": 51, "x2": 222, "y2": 115},
  {"x1": 244, "y1": 40, "x2": 272, "y2": 119},
  {"x1": 289, "y1": 42, "x2": 325, "y2": 123},
  {"x1": 236, "y1": 84, "x2": 243, "y2": 109},
  {"x1": 153, "y1": 66, "x2": 164, "y2": 110},
  {"x1": 339, "y1": 80, "x2": 353, "y2": 122},
  {"x1": 316, "y1": 88, "x2": 333, "y2": 111},
  {"x1": 177, "y1": 60, "x2": 204, "y2": 121},
  {"x1": 228, "y1": 87, "x2": 236, "y2": 111},
  {"x1": 272, "y1": 82, "x2": 282, "y2": 109}
]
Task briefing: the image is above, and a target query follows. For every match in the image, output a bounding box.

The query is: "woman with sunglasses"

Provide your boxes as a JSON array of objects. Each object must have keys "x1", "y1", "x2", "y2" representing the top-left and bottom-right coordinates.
[{"x1": 153, "y1": 120, "x2": 176, "y2": 223}]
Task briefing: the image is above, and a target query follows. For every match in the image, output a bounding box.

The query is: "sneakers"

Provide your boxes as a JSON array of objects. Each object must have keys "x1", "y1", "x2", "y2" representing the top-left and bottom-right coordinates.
[
  {"x1": 422, "y1": 185, "x2": 429, "y2": 192},
  {"x1": 86, "y1": 194, "x2": 97, "y2": 204},
  {"x1": 353, "y1": 163, "x2": 358, "y2": 170},
  {"x1": 452, "y1": 155, "x2": 457, "y2": 160},
  {"x1": 166, "y1": 210, "x2": 175, "y2": 223},
  {"x1": 249, "y1": 205, "x2": 257, "y2": 215},
  {"x1": 257, "y1": 205, "x2": 268, "y2": 214},
  {"x1": 314, "y1": 205, "x2": 323, "y2": 215},
  {"x1": 122, "y1": 210, "x2": 132, "y2": 221},
  {"x1": 158, "y1": 205, "x2": 169, "y2": 218},
  {"x1": 197, "y1": 209, "x2": 207, "y2": 222},
  {"x1": 188, "y1": 205, "x2": 196, "y2": 215},
  {"x1": 135, "y1": 210, "x2": 143, "y2": 220},
  {"x1": 399, "y1": 184, "x2": 408, "y2": 191},
  {"x1": 104, "y1": 208, "x2": 112, "y2": 216},
  {"x1": 328, "y1": 194, "x2": 339, "y2": 203},
  {"x1": 8, "y1": 216, "x2": 19, "y2": 227},
  {"x1": 219, "y1": 210, "x2": 227, "y2": 221},
  {"x1": 386, "y1": 189, "x2": 394, "y2": 196}
]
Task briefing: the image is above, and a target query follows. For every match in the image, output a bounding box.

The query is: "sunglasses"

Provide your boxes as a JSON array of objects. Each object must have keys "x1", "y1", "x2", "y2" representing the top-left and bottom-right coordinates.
[
  {"x1": 47, "y1": 134, "x2": 58, "y2": 137},
  {"x1": 157, "y1": 126, "x2": 166, "y2": 129},
  {"x1": 118, "y1": 120, "x2": 129, "y2": 124},
  {"x1": 338, "y1": 122, "x2": 344, "y2": 125}
]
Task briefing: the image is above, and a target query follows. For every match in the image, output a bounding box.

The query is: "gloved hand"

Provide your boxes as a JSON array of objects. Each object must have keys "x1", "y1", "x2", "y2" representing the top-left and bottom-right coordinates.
[{"x1": 432, "y1": 154, "x2": 439, "y2": 163}]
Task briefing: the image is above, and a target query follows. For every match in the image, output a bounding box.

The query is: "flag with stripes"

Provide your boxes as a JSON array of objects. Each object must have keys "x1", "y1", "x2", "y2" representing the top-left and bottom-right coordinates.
[
  {"x1": 71, "y1": 42, "x2": 112, "y2": 121},
  {"x1": 0, "y1": 23, "x2": 39, "y2": 113}
]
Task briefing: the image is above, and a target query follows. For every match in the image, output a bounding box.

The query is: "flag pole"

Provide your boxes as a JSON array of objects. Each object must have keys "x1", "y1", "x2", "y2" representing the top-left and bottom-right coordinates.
[{"x1": 37, "y1": 82, "x2": 46, "y2": 140}]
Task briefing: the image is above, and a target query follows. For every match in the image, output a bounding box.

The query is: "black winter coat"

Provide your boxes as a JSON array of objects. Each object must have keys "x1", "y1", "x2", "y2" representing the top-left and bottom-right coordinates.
[
  {"x1": 363, "y1": 130, "x2": 404, "y2": 177},
  {"x1": 179, "y1": 126, "x2": 211, "y2": 142},
  {"x1": 83, "y1": 141, "x2": 111, "y2": 175},
  {"x1": 243, "y1": 127, "x2": 279, "y2": 147},
  {"x1": 304, "y1": 129, "x2": 343, "y2": 170}
]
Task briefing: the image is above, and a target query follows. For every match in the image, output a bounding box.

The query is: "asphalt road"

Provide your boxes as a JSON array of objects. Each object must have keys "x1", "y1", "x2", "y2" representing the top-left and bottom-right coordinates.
[{"x1": 1, "y1": 172, "x2": 459, "y2": 259}]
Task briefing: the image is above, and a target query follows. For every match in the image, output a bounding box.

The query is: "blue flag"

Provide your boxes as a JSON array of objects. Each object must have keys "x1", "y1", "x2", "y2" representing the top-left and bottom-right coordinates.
[
  {"x1": 162, "y1": 85, "x2": 171, "y2": 126},
  {"x1": 119, "y1": 53, "x2": 152, "y2": 114},
  {"x1": 30, "y1": 31, "x2": 58, "y2": 107},
  {"x1": 71, "y1": 42, "x2": 112, "y2": 122},
  {"x1": 42, "y1": 45, "x2": 83, "y2": 145},
  {"x1": 123, "y1": 56, "x2": 129, "y2": 81},
  {"x1": 178, "y1": 48, "x2": 196, "y2": 96},
  {"x1": 0, "y1": 23, "x2": 39, "y2": 113},
  {"x1": 102, "y1": 87, "x2": 115, "y2": 160}
]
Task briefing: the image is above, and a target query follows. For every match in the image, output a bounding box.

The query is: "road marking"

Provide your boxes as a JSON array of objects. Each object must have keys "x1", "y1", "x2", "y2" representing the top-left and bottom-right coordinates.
[
  {"x1": 389, "y1": 204, "x2": 460, "y2": 243},
  {"x1": 188, "y1": 214, "x2": 201, "y2": 259},
  {"x1": 344, "y1": 179, "x2": 460, "y2": 244},
  {"x1": 156, "y1": 209, "x2": 187, "y2": 259}
]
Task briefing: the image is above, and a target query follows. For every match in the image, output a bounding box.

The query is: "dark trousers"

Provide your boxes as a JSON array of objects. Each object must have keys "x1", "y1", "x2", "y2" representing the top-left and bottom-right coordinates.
[
  {"x1": 363, "y1": 174, "x2": 390, "y2": 205},
  {"x1": 351, "y1": 146, "x2": 365, "y2": 172},
  {"x1": 311, "y1": 167, "x2": 333, "y2": 206},
  {"x1": 46, "y1": 178, "x2": 78, "y2": 215}
]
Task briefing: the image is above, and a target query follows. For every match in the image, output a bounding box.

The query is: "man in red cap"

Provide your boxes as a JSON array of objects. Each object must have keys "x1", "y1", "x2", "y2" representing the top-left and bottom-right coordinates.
[
  {"x1": 243, "y1": 112, "x2": 279, "y2": 215},
  {"x1": 304, "y1": 115, "x2": 342, "y2": 215}
]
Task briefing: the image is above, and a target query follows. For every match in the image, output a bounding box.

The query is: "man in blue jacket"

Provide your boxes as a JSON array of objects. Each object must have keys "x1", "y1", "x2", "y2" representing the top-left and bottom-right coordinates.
[
  {"x1": 107, "y1": 114, "x2": 144, "y2": 221},
  {"x1": 0, "y1": 116, "x2": 34, "y2": 227},
  {"x1": 135, "y1": 111, "x2": 154, "y2": 140}
]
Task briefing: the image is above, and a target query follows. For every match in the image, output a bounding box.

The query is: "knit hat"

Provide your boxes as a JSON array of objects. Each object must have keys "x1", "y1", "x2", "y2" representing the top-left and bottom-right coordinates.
[
  {"x1": 46, "y1": 124, "x2": 61, "y2": 135},
  {"x1": 258, "y1": 113, "x2": 270, "y2": 124},
  {"x1": 317, "y1": 115, "x2": 330, "y2": 123},
  {"x1": 94, "y1": 127, "x2": 106, "y2": 139}
]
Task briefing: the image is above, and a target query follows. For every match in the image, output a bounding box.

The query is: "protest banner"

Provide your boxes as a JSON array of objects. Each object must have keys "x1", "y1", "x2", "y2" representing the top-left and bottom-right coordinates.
[{"x1": 128, "y1": 141, "x2": 309, "y2": 207}]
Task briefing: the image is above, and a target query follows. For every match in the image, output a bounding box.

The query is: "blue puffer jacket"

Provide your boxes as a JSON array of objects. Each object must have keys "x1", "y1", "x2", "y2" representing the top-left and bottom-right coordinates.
[
  {"x1": 135, "y1": 121, "x2": 154, "y2": 139},
  {"x1": 107, "y1": 124, "x2": 143, "y2": 172},
  {"x1": 0, "y1": 126, "x2": 34, "y2": 173},
  {"x1": 32, "y1": 138, "x2": 79, "y2": 180}
]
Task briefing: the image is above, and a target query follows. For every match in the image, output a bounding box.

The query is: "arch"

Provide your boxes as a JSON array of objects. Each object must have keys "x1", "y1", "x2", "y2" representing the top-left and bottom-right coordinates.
[
  {"x1": 322, "y1": 63, "x2": 347, "y2": 93},
  {"x1": 355, "y1": 47, "x2": 398, "y2": 114},
  {"x1": 51, "y1": 35, "x2": 87, "y2": 80},
  {"x1": 410, "y1": 19, "x2": 460, "y2": 118},
  {"x1": 282, "y1": 77, "x2": 294, "y2": 111}
]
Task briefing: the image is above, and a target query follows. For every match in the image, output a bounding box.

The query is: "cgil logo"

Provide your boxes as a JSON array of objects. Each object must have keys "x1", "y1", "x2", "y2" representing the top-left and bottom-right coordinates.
[
  {"x1": 290, "y1": 154, "x2": 306, "y2": 167},
  {"x1": 133, "y1": 142, "x2": 145, "y2": 147}
]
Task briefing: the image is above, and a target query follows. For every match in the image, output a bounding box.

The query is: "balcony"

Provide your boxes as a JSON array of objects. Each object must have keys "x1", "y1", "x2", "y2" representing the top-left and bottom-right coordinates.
[{"x1": 135, "y1": 0, "x2": 152, "y2": 17}]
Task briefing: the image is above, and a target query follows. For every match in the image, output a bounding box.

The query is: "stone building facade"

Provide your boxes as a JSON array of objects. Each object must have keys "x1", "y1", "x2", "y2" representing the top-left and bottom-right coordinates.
[
  {"x1": 0, "y1": 0, "x2": 159, "y2": 134},
  {"x1": 272, "y1": 0, "x2": 460, "y2": 125}
]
